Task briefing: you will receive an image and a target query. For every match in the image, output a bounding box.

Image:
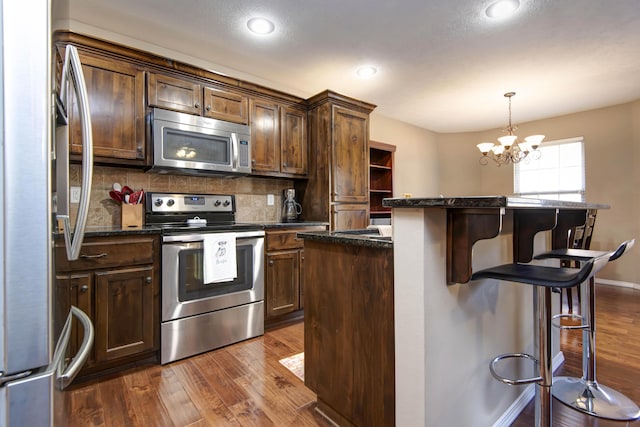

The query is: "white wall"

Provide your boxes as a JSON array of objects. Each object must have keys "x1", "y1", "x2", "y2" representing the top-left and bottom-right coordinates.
[
  {"x1": 370, "y1": 113, "x2": 440, "y2": 198},
  {"x1": 436, "y1": 100, "x2": 640, "y2": 284}
]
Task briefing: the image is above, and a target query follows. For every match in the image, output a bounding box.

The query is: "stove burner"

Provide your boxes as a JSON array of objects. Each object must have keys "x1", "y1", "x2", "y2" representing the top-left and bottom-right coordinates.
[{"x1": 145, "y1": 192, "x2": 262, "y2": 234}]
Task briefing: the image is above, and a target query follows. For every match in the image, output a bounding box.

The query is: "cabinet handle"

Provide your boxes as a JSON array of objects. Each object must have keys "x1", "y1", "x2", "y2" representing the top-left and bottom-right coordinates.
[
  {"x1": 145, "y1": 277, "x2": 152, "y2": 284},
  {"x1": 79, "y1": 252, "x2": 107, "y2": 259},
  {"x1": 195, "y1": 102, "x2": 200, "y2": 108},
  {"x1": 80, "y1": 285, "x2": 88, "y2": 293},
  {"x1": 205, "y1": 105, "x2": 211, "y2": 112}
]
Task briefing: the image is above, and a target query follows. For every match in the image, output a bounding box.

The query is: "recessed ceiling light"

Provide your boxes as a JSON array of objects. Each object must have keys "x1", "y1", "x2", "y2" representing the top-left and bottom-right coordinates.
[
  {"x1": 247, "y1": 17, "x2": 275, "y2": 35},
  {"x1": 485, "y1": 0, "x2": 520, "y2": 18},
  {"x1": 356, "y1": 66, "x2": 378, "y2": 78}
]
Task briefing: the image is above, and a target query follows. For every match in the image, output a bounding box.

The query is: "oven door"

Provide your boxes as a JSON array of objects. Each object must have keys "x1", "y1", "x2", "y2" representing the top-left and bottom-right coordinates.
[{"x1": 161, "y1": 230, "x2": 264, "y2": 322}]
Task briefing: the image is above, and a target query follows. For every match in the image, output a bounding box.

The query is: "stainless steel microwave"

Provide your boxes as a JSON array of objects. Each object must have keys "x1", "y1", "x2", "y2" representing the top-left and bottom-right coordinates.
[{"x1": 149, "y1": 108, "x2": 251, "y2": 176}]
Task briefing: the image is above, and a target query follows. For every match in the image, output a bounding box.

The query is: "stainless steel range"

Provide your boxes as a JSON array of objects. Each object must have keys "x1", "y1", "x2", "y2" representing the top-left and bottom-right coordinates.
[{"x1": 146, "y1": 192, "x2": 264, "y2": 364}]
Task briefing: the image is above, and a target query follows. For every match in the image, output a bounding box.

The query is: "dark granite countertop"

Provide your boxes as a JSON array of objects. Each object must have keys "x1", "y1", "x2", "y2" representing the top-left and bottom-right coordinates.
[
  {"x1": 261, "y1": 221, "x2": 328, "y2": 229},
  {"x1": 56, "y1": 225, "x2": 163, "y2": 237},
  {"x1": 383, "y1": 195, "x2": 609, "y2": 210},
  {"x1": 60, "y1": 221, "x2": 328, "y2": 237},
  {"x1": 297, "y1": 230, "x2": 393, "y2": 249}
]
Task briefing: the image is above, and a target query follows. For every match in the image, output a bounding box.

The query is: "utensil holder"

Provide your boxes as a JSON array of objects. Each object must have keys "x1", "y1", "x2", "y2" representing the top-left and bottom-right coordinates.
[{"x1": 121, "y1": 203, "x2": 143, "y2": 228}]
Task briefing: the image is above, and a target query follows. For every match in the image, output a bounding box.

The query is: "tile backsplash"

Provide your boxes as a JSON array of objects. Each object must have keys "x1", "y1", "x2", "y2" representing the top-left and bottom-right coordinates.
[{"x1": 70, "y1": 165, "x2": 294, "y2": 227}]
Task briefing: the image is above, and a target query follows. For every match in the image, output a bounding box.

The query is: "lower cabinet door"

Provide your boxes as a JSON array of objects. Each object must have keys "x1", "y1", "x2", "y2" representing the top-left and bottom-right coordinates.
[
  {"x1": 94, "y1": 266, "x2": 155, "y2": 361},
  {"x1": 266, "y1": 251, "x2": 300, "y2": 319},
  {"x1": 54, "y1": 273, "x2": 94, "y2": 368},
  {"x1": 331, "y1": 203, "x2": 369, "y2": 231}
]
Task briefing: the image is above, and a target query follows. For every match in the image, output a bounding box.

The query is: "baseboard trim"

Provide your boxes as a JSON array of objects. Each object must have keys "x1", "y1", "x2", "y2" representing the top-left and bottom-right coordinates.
[
  {"x1": 596, "y1": 278, "x2": 640, "y2": 290},
  {"x1": 491, "y1": 352, "x2": 566, "y2": 427}
]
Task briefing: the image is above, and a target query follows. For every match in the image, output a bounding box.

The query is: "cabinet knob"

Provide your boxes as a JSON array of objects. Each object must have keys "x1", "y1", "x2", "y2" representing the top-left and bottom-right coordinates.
[
  {"x1": 251, "y1": 159, "x2": 256, "y2": 164},
  {"x1": 269, "y1": 260, "x2": 274, "y2": 266},
  {"x1": 194, "y1": 102, "x2": 200, "y2": 108},
  {"x1": 145, "y1": 277, "x2": 152, "y2": 284},
  {"x1": 205, "y1": 105, "x2": 211, "y2": 112},
  {"x1": 80, "y1": 285, "x2": 88, "y2": 293},
  {"x1": 283, "y1": 163, "x2": 287, "y2": 168}
]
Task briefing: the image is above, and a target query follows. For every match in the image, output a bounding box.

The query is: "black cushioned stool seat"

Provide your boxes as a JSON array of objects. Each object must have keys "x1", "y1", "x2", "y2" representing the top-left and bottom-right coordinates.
[
  {"x1": 534, "y1": 240, "x2": 640, "y2": 421},
  {"x1": 472, "y1": 254, "x2": 611, "y2": 427}
]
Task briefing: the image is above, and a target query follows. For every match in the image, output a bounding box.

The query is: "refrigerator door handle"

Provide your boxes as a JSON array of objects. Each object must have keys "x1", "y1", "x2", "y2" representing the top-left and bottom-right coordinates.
[
  {"x1": 57, "y1": 44, "x2": 93, "y2": 261},
  {"x1": 53, "y1": 306, "x2": 94, "y2": 390}
]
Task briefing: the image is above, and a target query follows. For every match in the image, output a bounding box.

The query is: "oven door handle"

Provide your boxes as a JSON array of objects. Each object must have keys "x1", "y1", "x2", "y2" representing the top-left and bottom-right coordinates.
[{"x1": 162, "y1": 230, "x2": 265, "y2": 243}]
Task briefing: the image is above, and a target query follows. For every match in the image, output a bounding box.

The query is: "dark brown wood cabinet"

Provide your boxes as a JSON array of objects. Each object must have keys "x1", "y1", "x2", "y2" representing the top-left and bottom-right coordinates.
[
  {"x1": 55, "y1": 32, "x2": 311, "y2": 175},
  {"x1": 250, "y1": 98, "x2": 280, "y2": 173},
  {"x1": 54, "y1": 273, "x2": 94, "y2": 367},
  {"x1": 266, "y1": 250, "x2": 300, "y2": 318},
  {"x1": 54, "y1": 234, "x2": 160, "y2": 380},
  {"x1": 250, "y1": 98, "x2": 308, "y2": 177},
  {"x1": 203, "y1": 86, "x2": 249, "y2": 124},
  {"x1": 264, "y1": 225, "x2": 326, "y2": 325},
  {"x1": 147, "y1": 72, "x2": 202, "y2": 115},
  {"x1": 304, "y1": 238, "x2": 395, "y2": 427},
  {"x1": 94, "y1": 266, "x2": 155, "y2": 362},
  {"x1": 280, "y1": 106, "x2": 308, "y2": 175},
  {"x1": 369, "y1": 141, "x2": 395, "y2": 221},
  {"x1": 300, "y1": 91, "x2": 376, "y2": 230},
  {"x1": 147, "y1": 72, "x2": 249, "y2": 124},
  {"x1": 67, "y1": 50, "x2": 146, "y2": 165}
]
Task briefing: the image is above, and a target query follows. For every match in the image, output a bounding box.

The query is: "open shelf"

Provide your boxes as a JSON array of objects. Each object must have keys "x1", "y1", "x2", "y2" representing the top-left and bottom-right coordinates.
[{"x1": 369, "y1": 141, "x2": 395, "y2": 220}]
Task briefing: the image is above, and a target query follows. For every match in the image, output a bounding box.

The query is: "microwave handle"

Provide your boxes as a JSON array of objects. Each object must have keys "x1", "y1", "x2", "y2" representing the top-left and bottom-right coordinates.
[
  {"x1": 58, "y1": 45, "x2": 94, "y2": 261},
  {"x1": 231, "y1": 133, "x2": 239, "y2": 171}
]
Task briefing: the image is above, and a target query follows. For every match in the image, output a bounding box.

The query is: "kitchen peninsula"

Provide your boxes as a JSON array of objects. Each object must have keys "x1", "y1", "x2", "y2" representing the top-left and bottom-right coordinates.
[
  {"x1": 300, "y1": 230, "x2": 394, "y2": 427},
  {"x1": 383, "y1": 196, "x2": 608, "y2": 426}
]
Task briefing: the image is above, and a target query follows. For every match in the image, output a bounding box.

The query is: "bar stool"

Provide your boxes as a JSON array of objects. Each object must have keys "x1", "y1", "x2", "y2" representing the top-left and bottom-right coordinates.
[
  {"x1": 472, "y1": 253, "x2": 611, "y2": 427},
  {"x1": 534, "y1": 239, "x2": 640, "y2": 421}
]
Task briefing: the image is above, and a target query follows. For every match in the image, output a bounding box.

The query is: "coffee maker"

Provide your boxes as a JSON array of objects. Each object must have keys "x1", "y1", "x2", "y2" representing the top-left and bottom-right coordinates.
[{"x1": 282, "y1": 188, "x2": 302, "y2": 222}]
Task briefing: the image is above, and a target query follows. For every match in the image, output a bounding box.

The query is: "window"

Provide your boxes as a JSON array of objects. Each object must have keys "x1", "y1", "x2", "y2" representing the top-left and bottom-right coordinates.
[{"x1": 514, "y1": 137, "x2": 585, "y2": 201}]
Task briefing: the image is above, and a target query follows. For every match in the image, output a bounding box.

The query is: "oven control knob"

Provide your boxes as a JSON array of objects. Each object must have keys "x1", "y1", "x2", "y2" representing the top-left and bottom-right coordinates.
[
  {"x1": 214, "y1": 200, "x2": 222, "y2": 207},
  {"x1": 167, "y1": 199, "x2": 175, "y2": 207},
  {"x1": 154, "y1": 199, "x2": 163, "y2": 207},
  {"x1": 223, "y1": 200, "x2": 231, "y2": 207}
]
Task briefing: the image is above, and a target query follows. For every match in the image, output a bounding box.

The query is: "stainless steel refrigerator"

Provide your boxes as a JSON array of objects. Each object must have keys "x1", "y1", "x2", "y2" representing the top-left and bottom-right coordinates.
[{"x1": 1, "y1": 0, "x2": 94, "y2": 425}]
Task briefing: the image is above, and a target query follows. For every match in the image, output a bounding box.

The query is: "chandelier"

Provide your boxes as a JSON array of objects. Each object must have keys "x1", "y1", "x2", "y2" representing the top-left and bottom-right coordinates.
[{"x1": 476, "y1": 92, "x2": 545, "y2": 166}]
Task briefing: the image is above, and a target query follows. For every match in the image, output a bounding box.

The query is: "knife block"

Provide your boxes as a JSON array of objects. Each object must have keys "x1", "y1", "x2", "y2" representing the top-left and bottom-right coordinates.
[{"x1": 121, "y1": 203, "x2": 143, "y2": 228}]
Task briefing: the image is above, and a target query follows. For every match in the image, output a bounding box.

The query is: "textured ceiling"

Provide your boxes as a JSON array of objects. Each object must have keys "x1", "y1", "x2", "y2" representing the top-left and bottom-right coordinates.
[{"x1": 58, "y1": 0, "x2": 640, "y2": 132}]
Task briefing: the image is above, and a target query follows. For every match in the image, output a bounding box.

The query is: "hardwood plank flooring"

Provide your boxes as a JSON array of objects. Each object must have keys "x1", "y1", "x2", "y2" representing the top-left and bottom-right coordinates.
[
  {"x1": 511, "y1": 284, "x2": 640, "y2": 427},
  {"x1": 59, "y1": 284, "x2": 639, "y2": 426},
  {"x1": 58, "y1": 323, "x2": 332, "y2": 427}
]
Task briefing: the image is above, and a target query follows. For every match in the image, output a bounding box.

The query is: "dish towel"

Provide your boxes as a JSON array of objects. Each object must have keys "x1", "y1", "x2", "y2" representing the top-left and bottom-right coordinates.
[{"x1": 202, "y1": 233, "x2": 237, "y2": 284}]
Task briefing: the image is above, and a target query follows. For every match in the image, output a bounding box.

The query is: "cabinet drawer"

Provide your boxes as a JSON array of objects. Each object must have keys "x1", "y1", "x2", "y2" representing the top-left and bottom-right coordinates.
[
  {"x1": 266, "y1": 226, "x2": 326, "y2": 251},
  {"x1": 56, "y1": 236, "x2": 156, "y2": 272}
]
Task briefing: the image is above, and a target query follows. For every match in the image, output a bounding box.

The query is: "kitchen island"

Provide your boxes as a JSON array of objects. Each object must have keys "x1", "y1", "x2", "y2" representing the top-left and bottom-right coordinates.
[
  {"x1": 299, "y1": 230, "x2": 394, "y2": 427},
  {"x1": 382, "y1": 196, "x2": 608, "y2": 426}
]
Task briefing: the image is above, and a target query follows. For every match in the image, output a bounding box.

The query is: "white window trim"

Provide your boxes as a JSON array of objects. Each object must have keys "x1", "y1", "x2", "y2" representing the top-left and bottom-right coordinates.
[{"x1": 513, "y1": 136, "x2": 585, "y2": 201}]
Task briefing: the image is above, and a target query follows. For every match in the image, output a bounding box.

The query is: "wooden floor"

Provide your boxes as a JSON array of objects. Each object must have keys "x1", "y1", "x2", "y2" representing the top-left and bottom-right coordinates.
[
  {"x1": 59, "y1": 284, "x2": 640, "y2": 426},
  {"x1": 511, "y1": 284, "x2": 640, "y2": 427}
]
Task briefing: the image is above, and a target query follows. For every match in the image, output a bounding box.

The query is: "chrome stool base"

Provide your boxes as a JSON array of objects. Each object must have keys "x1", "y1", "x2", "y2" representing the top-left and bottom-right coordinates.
[{"x1": 553, "y1": 376, "x2": 640, "y2": 421}]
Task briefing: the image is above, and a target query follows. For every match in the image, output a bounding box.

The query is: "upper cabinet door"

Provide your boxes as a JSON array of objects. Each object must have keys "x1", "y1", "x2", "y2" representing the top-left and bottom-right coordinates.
[
  {"x1": 331, "y1": 106, "x2": 369, "y2": 203},
  {"x1": 69, "y1": 51, "x2": 146, "y2": 164},
  {"x1": 250, "y1": 99, "x2": 280, "y2": 173},
  {"x1": 147, "y1": 72, "x2": 202, "y2": 115},
  {"x1": 203, "y1": 87, "x2": 249, "y2": 124},
  {"x1": 280, "y1": 107, "x2": 308, "y2": 176}
]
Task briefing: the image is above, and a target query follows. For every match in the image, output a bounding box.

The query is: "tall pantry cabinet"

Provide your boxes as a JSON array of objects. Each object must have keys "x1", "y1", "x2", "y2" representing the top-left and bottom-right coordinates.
[{"x1": 298, "y1": 91, "x2": 376, "y2": 230}]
